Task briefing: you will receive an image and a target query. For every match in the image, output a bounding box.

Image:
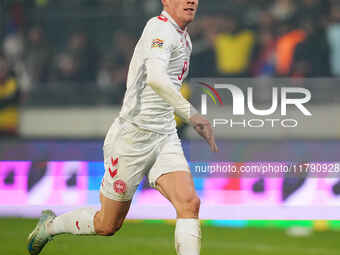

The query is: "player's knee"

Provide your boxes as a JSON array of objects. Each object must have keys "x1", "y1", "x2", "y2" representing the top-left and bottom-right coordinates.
[
  {"x1": 179, "y1": 194, "x2": 200, "y2": 215},
  {"x1": 189, "y1": 195, "x2": 201, "y2": 214}
]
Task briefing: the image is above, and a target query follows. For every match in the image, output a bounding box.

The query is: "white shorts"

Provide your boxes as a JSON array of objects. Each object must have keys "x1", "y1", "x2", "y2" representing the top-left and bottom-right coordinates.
[{"x1": 100, "y1": 117, "x2": 190, "y2": 201}]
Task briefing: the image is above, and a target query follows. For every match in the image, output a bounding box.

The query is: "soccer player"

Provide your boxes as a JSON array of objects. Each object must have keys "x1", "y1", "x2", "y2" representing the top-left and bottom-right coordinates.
[{"x1": 27, "y1": 0, "x2": 218, "y2": 254}]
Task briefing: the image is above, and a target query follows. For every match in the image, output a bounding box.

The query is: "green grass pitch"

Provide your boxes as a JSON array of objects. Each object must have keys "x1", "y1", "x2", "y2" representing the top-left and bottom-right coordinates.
[{"x1": 1, "y1": 218, "x2": 339, "y2": 255}]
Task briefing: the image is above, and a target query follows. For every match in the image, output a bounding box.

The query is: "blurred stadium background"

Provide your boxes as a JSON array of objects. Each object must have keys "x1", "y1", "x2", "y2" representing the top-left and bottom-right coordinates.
[{"x1": 1, "y1": 0, "x2": 340, "y2": 254}]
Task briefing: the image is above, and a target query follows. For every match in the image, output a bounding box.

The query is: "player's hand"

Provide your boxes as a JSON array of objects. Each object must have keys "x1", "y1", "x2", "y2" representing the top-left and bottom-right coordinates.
[{"x1": 189, "y1": 113, "x2": 218, "y2": 152}]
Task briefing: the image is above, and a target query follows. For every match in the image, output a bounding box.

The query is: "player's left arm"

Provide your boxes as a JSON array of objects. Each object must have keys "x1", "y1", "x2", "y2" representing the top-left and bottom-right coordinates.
[
  {"x1": 146, "y1": 59, "x2": 218, "y2": 152},
  {"x1": 146, "y1": 58, "x2": 197, "y2": 122},
  {"x1": 144, "y1": 20, "x2": 198, "y2": 122}
]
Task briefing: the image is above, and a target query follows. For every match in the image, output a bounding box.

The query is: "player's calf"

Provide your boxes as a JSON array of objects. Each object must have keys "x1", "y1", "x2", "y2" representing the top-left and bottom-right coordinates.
[
  {"x1": 93, "y1": 193, "x2": 131, "y2": 236},
  {"x1": 171, "y1": 193, "x2": 201, "y2": 255},
  {"x1": 156, "y1": 172, "x2": 202, "y2": 255},
  {"x1": 94, "y1": 211, "x2": 123, "y2": 236}
]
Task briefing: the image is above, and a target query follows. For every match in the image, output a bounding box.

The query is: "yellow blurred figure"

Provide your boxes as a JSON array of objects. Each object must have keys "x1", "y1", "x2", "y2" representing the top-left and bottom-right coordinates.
[
  {"x1": 175, "y1": 82, "x2": 191, "y2": 138},
  {"x1": 215, "y1": 31, "x2": 254, "y2": 75},
  {"x1": 0, "y1": 56, "x2": 20, "y2": 137}
]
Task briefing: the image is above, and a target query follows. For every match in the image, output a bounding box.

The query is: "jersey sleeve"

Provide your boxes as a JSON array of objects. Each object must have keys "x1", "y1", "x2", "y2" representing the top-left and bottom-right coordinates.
[{"x1": 143, "y1": 18, "x2": 177, "y2": 66}]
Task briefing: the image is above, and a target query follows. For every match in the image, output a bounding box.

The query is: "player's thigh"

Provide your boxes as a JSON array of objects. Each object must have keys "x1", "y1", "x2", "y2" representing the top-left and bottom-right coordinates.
[
  {"x1": 148, "y1": 132, "x2": 190, "y2": 189},
  {"x1": 149, "y1": 133, "x2": 199, "y2": 215},
  {"x1": 98, "y1": 149, "x2": 146, "y2": 233},
  {"x1": 99, "y1": 118, "x2": 158, "y2": 230},
  {"x1": 101, "y1": 119, "x2": 156, "y2": 202},
  {"x1": 100, "y1": 153, "x2": 145, "y2": 202},
  {"x1": 156, "y1": 171, "x2": 196, "y2": 201},
  {"x1": 156, "y1": 171, "x2": 200, "y2": 217}
]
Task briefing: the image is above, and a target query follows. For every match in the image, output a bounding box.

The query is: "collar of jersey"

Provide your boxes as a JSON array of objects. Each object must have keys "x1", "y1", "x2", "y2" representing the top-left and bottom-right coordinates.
[{"x1": 161, "y1": 10, "x2": 187, "y2": 34}]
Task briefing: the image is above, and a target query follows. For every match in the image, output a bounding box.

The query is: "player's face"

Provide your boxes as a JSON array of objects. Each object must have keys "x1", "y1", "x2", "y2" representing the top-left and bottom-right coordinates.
[{"x1": 163, "y1": 0, "x2": 199, "y2": 29}]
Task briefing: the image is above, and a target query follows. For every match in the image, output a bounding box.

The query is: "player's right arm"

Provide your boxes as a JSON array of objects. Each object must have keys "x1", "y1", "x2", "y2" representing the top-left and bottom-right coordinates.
[
  {"x1": 189, "y1": 114, "x2": 218, "y2": 152},
  {"x1": 143, "y1": 18, "x2": 218, "y2": 152}
]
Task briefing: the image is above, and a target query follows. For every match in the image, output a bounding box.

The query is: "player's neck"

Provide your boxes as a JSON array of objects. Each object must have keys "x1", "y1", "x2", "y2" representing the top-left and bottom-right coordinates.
[{"x1": 163, "y1": 9, "x2": 187, "y2": 31}]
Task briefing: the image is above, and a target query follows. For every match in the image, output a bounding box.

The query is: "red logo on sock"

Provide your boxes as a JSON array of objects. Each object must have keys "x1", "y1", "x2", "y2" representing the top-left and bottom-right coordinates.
[
  {"x1": 109, "y1": 157, "x2": 118, "y2": 178},
  {"x1": 113, "y1": 180, "x2": 127, "y2": 194},
  {"x1": 76, "y1": 221, "x2": 80, "y2": 231}
]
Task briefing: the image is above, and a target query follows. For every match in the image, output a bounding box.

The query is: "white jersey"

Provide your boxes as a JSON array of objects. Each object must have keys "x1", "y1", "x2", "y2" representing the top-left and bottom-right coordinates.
[{"x1": 119, "y1": 11, "x2": 192, "y2": 134}]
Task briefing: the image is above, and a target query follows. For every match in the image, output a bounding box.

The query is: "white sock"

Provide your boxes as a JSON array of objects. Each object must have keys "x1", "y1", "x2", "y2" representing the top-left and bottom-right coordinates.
[
  {"x1": 175, "y1": 219, "x2": 201, "y2": 255},
  {"x1": 48, "y1": 208, "x2": 97, "y2": 236}
]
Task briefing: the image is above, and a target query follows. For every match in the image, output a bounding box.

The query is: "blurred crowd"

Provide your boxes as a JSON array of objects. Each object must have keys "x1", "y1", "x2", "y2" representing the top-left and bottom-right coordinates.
[
  {"x1": 191, "y1": 0, "x2": 339, "y2": 78},
  {"x1": 0, "y1": 0, "x2": 340, "y2": 108}
]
